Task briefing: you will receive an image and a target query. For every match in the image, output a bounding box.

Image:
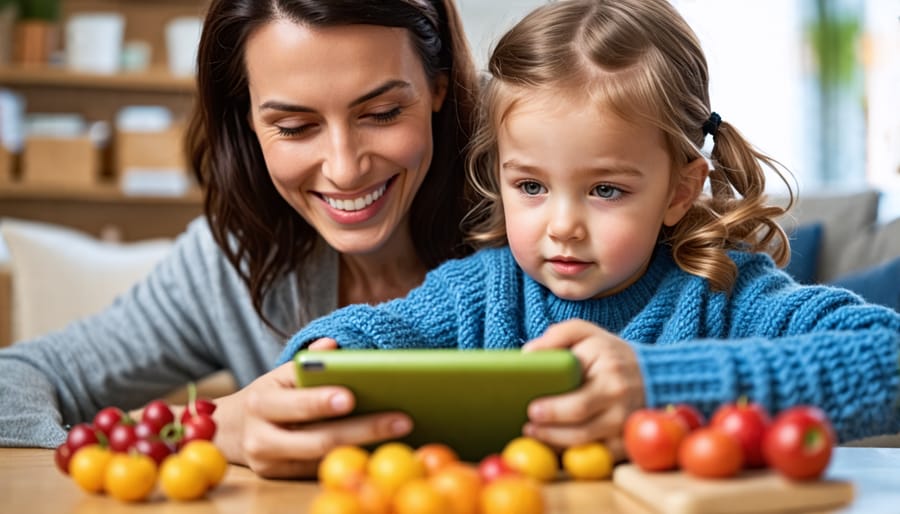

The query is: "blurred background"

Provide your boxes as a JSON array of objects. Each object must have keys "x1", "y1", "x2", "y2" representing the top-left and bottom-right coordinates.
[
  {"x1": 460, "y1": 0, "x2": 899, "y2": 221},
  {"x1": 0, "y1": 0, "x2": 896, "y2": 361}
]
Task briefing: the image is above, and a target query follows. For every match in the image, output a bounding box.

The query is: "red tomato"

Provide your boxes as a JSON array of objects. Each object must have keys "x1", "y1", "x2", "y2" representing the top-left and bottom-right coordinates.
[
  {"x1": 180, "y1": 398, "x2": 217, "y2": 423},
  {"x1": 92, "y1": 407, "x2": 125, "y2": 437},
  {"x1": 55, "y1": 443, "x2": 74, "y2": 475},
  {"x1": 763, "y1": 405, "x2": 835, "y2": 481},
  {"x1": 670, "y1": 404, "x2": 705, "y2": 431},
  {"x1": 678, "y1": 427, "x2": 743, "y2": 478},
  {"x1": 108, "y1": 423, "x2": 140, "y2": 453},
  {"x1": 710, "y1": 399, "x2": 770, "y2": 468},
  {"x1": 623, "y1": 408, "x2": 689, "y2": 472},
  {"x1": 134, "y1": 438, "x2": 174, "y2": 466},
  {"x1": 477, "y1": 453, "x2": 518, "y2": 483},
  {"x1": 142, "y1": 399, "x2": 175, "y2": 433},
  {"x1": 66, "y1": 423, "x2": 100, "y2": 454},
  {"x1": 180, "y1": 414, "x2": 217, "y2": 447}
]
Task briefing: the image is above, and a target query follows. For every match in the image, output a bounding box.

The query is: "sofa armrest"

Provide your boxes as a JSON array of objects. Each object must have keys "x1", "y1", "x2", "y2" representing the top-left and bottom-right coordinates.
[{"x1": 0, "y1": 265, "x2": 10, "y2": 348}]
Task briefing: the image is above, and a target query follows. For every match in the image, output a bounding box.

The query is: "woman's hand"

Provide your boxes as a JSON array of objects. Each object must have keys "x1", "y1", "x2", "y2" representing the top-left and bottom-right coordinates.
[
  {"x1": 521, "y1": 319, "x2": 645, "y2": 461},
  {"x1": 212, "y1": 361, "x2": 412, "y2": 478}
]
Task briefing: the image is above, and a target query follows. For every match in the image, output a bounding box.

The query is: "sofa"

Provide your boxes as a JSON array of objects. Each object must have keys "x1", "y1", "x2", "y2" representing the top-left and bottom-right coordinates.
[
  {"x1": 0, "y1": 218, "x2": 235, "y2": 401},
  {"x1": 776, "y1": 189, "x2": 900, "y2": 310}
]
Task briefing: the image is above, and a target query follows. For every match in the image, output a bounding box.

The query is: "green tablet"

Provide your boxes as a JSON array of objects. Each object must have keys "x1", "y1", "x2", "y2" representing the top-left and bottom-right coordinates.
[{"x1": 294, "y1": 349, "x2": 581, "y2": 462}]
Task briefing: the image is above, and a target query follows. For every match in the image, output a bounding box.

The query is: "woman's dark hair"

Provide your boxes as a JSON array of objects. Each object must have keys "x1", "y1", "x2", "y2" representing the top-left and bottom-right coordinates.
[{"x1": 187, "y1": 0, "x2": 478, "y2": 332}]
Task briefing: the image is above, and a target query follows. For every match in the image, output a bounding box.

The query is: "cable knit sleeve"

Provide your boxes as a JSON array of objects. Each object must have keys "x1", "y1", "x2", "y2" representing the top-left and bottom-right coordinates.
[
  {"x1": 275, "y1": 253, "x2": 492, "y2": 364},
  {"x1": 631, "y1": 253, "x2": 900, "y2": 442}
]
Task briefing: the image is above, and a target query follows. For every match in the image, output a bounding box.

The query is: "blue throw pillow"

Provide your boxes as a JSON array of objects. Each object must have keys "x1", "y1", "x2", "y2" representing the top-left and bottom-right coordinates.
[
  {"x1": 785, "y1": 223, "x2": 823, "y2": 284},
  {"x1": 831, "y1": 257, "x2": 900, "y2": 312}
]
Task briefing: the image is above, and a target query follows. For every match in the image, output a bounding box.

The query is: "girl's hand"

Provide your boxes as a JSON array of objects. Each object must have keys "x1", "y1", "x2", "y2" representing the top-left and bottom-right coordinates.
[
  {"x1": 212, "y1": 361, "x2": 412, "y2": 478},
  {"x1": 521, "y1": 319, "x2": 645, "y2": 461}
]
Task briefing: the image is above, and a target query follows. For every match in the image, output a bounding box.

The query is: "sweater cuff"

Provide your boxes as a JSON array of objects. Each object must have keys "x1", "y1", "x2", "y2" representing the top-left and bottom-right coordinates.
[{"x1": 631, "y1": 342, "x2": 738, "y2": 414}]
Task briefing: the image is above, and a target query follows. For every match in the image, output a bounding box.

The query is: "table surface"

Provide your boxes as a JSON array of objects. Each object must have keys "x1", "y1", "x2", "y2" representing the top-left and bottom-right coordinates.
[{"x1": 3, "y1": 446, "x2": 899, "y2": 513}]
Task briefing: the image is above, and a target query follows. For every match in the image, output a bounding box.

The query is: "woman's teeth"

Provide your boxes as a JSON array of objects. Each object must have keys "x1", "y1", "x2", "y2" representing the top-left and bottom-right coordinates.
[{"x1": 324, "y1": 183, "x2": 387, "y2": 212}]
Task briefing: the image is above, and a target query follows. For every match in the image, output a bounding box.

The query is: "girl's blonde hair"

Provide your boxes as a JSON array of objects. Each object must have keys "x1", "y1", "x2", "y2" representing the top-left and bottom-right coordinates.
[{"x1": 465, "y1": 0, "x2": 793, "y2": 292}]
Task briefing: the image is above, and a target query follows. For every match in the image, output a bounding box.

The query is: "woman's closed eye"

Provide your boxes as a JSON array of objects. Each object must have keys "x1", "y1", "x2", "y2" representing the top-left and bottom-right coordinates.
[
  {"x1": 368, "y1": 106, "x2": 402, "y2": 124},
  {"x1": 276, "y1": 124, "x2": 315, "y2": 137}
]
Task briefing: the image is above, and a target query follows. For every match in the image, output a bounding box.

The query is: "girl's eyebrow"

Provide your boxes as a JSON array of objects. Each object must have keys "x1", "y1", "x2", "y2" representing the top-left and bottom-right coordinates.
[
  {"x1": 501, "y1": 159, "x2": 644, "y2": 177},
  {"x1": 258, "y1": 79, "x2": 412, "y2": 113}
]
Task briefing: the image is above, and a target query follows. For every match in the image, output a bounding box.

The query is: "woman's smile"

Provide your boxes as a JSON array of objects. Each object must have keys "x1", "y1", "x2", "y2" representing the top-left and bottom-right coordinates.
[{"x1": 317, "y1": 176, "x2": 395, "y2": 224}]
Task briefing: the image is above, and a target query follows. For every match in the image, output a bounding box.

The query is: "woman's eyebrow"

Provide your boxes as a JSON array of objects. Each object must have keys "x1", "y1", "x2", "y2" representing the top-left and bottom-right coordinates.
[{"x1": 258, "y1": 80, "x2": 412, "y2": 113}]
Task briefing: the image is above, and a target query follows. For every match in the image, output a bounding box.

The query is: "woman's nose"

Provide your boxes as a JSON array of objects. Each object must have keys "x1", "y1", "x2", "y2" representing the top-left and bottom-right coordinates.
[{"x1": 321, "y1": 125, "x2": 371, "y2": 188}]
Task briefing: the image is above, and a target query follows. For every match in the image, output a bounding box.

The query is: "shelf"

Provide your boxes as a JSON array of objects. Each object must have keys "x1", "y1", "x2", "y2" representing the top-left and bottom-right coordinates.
[
  {"x1": 0, "y1": 181, "x2": 203, "y2": 205},
  {"x1": 0, "y1": 64, "x2": 195, "y2": 94}
]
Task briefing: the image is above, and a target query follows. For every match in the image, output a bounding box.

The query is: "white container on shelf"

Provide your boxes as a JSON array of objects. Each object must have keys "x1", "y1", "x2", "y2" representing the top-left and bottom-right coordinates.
[
  {"x1": 65, "y1": 12, "x2": 125, "y2": 74},
  {"x1": 165, "y1": 16, "x2": 203, "y2": 76}
]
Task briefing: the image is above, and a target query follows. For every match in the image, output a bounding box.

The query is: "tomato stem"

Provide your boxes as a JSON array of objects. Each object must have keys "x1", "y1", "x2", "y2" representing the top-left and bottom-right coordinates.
[{"x1": 187, "y1": 382, "x2": 198, "y2": 417}]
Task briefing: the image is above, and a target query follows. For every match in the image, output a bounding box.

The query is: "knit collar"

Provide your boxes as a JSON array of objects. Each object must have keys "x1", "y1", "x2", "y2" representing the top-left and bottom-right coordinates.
[{"x1": 523, "y1": 245, "x2": 677, "y2": 334}]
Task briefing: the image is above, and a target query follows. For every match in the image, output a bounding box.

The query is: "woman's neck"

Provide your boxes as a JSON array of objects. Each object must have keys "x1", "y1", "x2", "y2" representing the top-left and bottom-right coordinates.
[{"x1": 337, "y1": 233, "x2": 427, "y2": 307}]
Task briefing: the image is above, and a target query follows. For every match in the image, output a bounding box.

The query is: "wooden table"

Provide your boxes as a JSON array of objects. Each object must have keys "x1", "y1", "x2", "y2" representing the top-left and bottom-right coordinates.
[{"x1": 2, "y1": 447, "x2": 899, "y2": 513}]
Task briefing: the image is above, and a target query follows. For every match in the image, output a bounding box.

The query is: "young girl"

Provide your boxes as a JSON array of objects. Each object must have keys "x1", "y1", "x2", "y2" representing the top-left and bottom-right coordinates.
[{"x1": 277, "y1": 0, "x2": 900, "y2": 456}]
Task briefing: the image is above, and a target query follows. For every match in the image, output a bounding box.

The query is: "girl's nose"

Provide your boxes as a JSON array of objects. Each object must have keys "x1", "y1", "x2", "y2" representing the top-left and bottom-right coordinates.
[
  {"x1": 548, "y1": 201, "x2": 587, "y2": 242},
  {"x1": 321, "y1": 125, "x2": 371, "y2": 188}
]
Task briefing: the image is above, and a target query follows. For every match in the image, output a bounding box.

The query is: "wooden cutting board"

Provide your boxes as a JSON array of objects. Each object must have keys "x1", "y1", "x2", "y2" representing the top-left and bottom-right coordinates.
[{"x1": 613, "y1": 464, "x2": 854, "y2": 514}]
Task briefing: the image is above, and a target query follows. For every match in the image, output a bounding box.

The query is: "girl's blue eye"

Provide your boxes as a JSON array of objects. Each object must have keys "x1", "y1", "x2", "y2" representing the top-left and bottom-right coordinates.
[
  {"x1": 371, "y1": 107, "x2": 402, "y2": 123},
  {"x1": 519, "y1": 181, "x2": 545, "y2": 195},
  {"x1": 593, "y1": 184, "x2": 622, "y2": 199}
]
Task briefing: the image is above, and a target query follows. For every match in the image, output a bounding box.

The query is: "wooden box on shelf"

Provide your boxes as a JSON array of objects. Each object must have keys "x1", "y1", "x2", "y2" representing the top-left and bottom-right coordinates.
[
  {"x1": 0, "y1": 147, "x2": 14, "y2": 183},
  {"x1": 114, "y1": 123, "x2": 187, "y2": 177},
  {"x1": 21, "y1": 136, "x2": 101, "y2": 187}
]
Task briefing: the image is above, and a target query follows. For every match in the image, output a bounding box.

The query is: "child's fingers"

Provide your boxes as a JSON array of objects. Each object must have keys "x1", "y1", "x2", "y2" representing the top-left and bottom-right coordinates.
[
  {"x1": 308, "y1": 338, "x2": 339, "y2": 350},
  {"x1": 527, "y1": 389, "x2": 607, "y2": 424},
  {"x1": 522, "y1": 408, "x2": 623, "y2": 449},
  {"x1": 523, "y1": 319, "x2": 597, "y2": 351}
]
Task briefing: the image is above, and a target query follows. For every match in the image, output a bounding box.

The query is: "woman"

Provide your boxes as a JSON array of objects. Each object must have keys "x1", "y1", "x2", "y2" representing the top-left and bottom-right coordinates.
[{"x1": 0, "y1": 0, "x2": 478, "y2": 478}]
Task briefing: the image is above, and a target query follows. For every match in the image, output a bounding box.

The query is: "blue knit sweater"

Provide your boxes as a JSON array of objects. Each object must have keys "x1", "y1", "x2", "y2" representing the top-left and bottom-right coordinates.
[{"x1": 278, "y1": 246, "x2": 900, "y2": 442}]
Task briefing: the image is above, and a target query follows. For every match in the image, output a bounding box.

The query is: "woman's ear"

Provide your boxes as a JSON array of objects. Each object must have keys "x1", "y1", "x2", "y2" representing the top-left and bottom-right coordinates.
[
  {"x1": 663, "y1": 157, "x2": 709, "y2": 227},
  {"x1": 246, "y1": 110, "x2": 256, "y2": 133},
  {"x1": 432, "y1": 73, "x2": 449, "y2": 112}
]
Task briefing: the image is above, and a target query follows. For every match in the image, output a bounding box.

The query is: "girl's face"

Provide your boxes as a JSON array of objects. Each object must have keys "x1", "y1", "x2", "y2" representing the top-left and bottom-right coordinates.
[
  {"x1": 497, "y1": 91, "x2": 699, "y2": 300},
  {"x1": 245, "y1": 21, "x2": 446, "y2": 256}
]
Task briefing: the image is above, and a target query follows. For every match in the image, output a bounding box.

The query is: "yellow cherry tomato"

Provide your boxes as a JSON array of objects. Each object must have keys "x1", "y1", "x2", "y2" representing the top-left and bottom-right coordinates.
[
  {"x1": 562, "y1": 442, "x2": 614, "y2": 480},
  {"x1": 104, "y1": 452, "x2": 157, "y2": 502},
  {"x1": 319, "y1": 445, "x2": 370, "y2": 490},
  {"x1": 367, "y1": 442, "x2": 425, "y2": 497},
  {"x1": 414, "y1": 443, "x2": 460, "y2": 476},
  {"x1": 480, "y1": 476, "x2": 545, "y2": 514},
  {"x1": 309, "y1": 489, "x2": 365, "y2": 514},
  {"x1": 501, "y1": 437, "x2": 558, "y2": 482},
  {"x1": 69, "y1": 444, "x2": 112, "y2": 493},
  {"x1": 393, "y1": 478, "x2": 448, "y2": 514},
  {"x1": 429, "y1": 464, "x2": 483, "y2": 514},
  {"x1": 179, "y1": 440, "x2": 228, "y2": 488},
  {"x1": 159, "y1": 454, "x2": 208, "y2": 501}
]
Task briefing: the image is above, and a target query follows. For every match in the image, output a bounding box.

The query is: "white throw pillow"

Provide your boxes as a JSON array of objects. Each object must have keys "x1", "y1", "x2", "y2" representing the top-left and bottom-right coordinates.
[{"x1": 0, "y1": 218, "x2": 172, "y2": 342}]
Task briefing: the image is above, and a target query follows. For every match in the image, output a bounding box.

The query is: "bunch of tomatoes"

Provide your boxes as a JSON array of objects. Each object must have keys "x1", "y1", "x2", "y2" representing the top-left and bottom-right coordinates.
[
  {"x1": 54, "y1": 390, "x2": 227, "y2": 502},
  {"x1": 311, "y1": 436, "x2": 615, "y2": 514},
  {"x1": 623, "y1": 399, "x2": 836, "y2": 481}
]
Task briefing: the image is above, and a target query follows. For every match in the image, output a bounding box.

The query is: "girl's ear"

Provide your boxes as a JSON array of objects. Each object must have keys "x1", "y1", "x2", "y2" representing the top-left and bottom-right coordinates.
[
  {"x1": 432, "y1": 73, "x2": 449, "y2": 112},
  {"x1": 663, "y1": 157, "x2": 709, "y2": 227}
]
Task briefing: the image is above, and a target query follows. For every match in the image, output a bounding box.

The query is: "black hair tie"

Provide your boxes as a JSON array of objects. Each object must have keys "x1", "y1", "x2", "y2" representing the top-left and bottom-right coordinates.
[{"x1": 702, "y1": 112, "x2": 722, "y2": 137}]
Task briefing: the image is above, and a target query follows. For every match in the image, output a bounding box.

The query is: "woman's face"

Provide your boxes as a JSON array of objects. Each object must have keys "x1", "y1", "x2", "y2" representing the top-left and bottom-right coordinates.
[{"x1": 245, "y1": 21, "x2": 446, "y2": 255}]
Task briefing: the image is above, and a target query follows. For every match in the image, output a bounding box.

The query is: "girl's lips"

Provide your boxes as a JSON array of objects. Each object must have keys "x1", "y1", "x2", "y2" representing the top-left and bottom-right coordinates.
[{"x1": 548, "y1": 257, "x2": 591, "y2": 276}]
